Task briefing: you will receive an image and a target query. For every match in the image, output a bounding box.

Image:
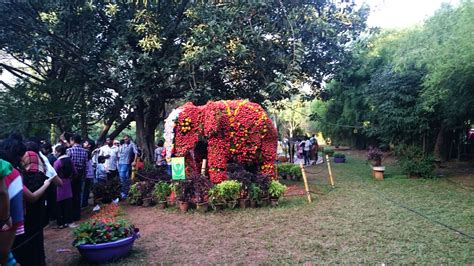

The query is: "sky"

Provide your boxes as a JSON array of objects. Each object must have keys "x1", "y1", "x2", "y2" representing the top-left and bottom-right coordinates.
[{"x1": 360, "y1": 0, "x2": 461, "y2": 28}]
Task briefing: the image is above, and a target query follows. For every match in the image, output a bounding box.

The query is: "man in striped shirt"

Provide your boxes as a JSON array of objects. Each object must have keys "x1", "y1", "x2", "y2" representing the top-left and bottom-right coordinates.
[{"x1": 66, "y1": 134, "x2": 88, "y2": 221}]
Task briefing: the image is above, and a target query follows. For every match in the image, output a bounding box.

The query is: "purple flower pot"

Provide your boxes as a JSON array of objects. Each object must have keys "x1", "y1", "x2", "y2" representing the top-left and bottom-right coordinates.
[
  {"x1": 333, "y1": 157, "x2": 346, "y2": 163},
  {"x1": 76, "y1": 236, "x2": 135, "y2": 264}
]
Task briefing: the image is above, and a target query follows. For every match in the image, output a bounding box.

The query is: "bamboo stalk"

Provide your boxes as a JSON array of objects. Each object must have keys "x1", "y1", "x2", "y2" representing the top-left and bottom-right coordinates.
[
  {"x1": 326, "y1": 154, "x2": 335, "y2": 188},
  {"x1": 201, "y1": 159, "x2": 207, "y2": 176},
  {"x1": 299, "y1": 162, "x2": 312, "y2": 203}
]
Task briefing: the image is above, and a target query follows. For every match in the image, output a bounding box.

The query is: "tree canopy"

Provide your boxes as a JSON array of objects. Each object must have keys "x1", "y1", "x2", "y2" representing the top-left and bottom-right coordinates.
[{"x1": 0, "y1": 0, "x2": 368, "y2": 159}]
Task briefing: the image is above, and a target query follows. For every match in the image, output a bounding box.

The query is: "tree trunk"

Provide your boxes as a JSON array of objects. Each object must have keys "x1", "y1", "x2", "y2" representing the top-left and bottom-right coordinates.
[
  {"x1": 135, "y1": 97, "x2": 164, "y2": 162},
  {"x1": 434, "y1": 125, "x2": 445, "y2": 160}
]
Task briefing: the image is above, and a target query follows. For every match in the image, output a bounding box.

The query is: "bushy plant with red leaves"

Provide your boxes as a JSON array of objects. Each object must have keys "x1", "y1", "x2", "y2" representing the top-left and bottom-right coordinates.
[{"x1": 172, "y1": 100, "x2": 277, "y2": 183}]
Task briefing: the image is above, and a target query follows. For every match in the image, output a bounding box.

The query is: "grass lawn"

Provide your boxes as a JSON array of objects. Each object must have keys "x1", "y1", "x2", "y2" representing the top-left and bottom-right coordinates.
[{"x1": 45, "y1": 152, "x2": 474, "y2": 264}]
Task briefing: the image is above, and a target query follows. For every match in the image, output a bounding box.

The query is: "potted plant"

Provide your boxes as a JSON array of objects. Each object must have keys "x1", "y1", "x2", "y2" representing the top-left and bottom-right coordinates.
[
  {"x1": 174, "y1": 180, "x2": 194, "y2": 213},
  {"x1": 249, "y1": 183, "x2": 261, "y2": 208},
  {"x1": 127, "y1": 183, "x2": 142, "y2": 205},
  {"x1": 208, "y1": 186, "x2": 225, "y2": 211},
  {"x1": 153, "y1": 181, "x2": 171, "y2": 209},
  {"x1": 333, "y1": 153, "x2": 346, "y2": 163},
  {"x1": 191, "y1": 174, "x2": 213, "y2": 213},
  {"x1": 73, "y1": 204, "x2": 139, "y2": 264},
  {"x1": 289, "y1": 165, "x2": 302, "y2": 180},
  {"x1": 268, "y1": 180, "x2": 287, "y2": 206},
  {"x1": 228, "y1": 168, "x2": 252, "y2": 208},
  {"x1": 141, "y1": 181, "x2": 156, "y2": 207},
  {"x1": 253, "y1": 174, "x2": 270, "y2": 206},
  {"x1": 323, "y1": 147, "x2": 335, "y2": 157},
  {"x1": 218, "y1": 180, "x2": 241, "y2": 209},
  {"x1": 367, "y1": 147, "x2": 383, "y2": 166}
]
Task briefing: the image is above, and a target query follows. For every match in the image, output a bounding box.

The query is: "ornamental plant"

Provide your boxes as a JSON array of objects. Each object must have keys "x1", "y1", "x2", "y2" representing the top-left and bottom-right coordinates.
[
  {"x1": 73, "y1": 219, "x2": 138, "y2": 247},
  {"x1": 73, "y1": 204, "x2": 139, "y2": 246},
  {"x1": 164, "y1": 100, "x2": 278, "y2": 184},
  {"x1": 153, "y1": 182, "x2": 171, "y2": 202},
  {"x1": 127, "y1": 183, "x2": 141, "y2": 205},
  {"x1": 268, "y1": 180, "x2": 287, "y2": 199},
  {"x1": 367, "y1": 146, "x2": 383, "y2": 166},
  {"x1": 333, "y1": 153, "x2": 346, "y2": 158},
  {"x1": 249, "y1": 183, "x2": 262, "y2": 201},
  {"x1": 323, "y1": 147, "x2": 335, "y2": 157}
]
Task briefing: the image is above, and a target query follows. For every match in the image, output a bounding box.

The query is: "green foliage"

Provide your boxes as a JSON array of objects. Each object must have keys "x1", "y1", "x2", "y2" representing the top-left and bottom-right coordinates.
[
  {"x1": 333, "y1": 153, "x2": 345, "y2": 158},
  {"x1": 153, "y1": 181, "x2": 171, "y2": 202},
  {"x1": 323, "y1": 147, "x2": 335, "y2": 156},
  {"x1": 0, "y1": 0, "x2": 368, "y2": 143},
  {"x1": 268, "y1": 180, "x2": 287, "y2": 199},
  {"x1": 277, "y1": 163, "x2": 302, "y2": 180},
  {"x1": 127, "y1": 184, "x2": 142, "y2": 205},
  {"x1": 396, "y1": 145, "x2": 435, "y2": 178},
  {"x1": 208, "y1": 180, "x2": 241, "y2": 208},
  {"x1": 318, "y1": 1, "x2": 474, "y2": 157},
  {"x1": 249, "y1": 183, "x2": 262, "y2": 201}
]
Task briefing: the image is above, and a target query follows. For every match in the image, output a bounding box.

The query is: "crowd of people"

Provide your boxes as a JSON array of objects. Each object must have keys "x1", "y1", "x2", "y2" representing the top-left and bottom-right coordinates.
[
  {"x1": 0, "y1": 132, "x2": 145, "y2": 266},
  {"x1": 278, "y1": 134, "x2": 319, "y2": 166}
]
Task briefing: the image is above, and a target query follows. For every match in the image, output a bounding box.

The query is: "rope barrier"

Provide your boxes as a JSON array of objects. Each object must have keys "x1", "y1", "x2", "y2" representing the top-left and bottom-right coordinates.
[{"x1": 357, "y1": 172, "x2": 474, "y2": 240}]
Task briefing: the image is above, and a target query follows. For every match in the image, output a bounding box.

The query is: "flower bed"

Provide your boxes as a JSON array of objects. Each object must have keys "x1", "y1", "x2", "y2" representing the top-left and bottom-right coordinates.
[{"x1": 73, "y1": 204, "x2": 139, "y2": 263}]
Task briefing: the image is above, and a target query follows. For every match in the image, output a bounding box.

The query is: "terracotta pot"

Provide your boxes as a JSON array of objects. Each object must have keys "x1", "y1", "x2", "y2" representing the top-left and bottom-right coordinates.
[
  {"x1": 157, "y1": 201, "x2": 167, "y2": 209},
  {"x1": 178, "y1": 201, "x2": 189, "y2": 213},
  {"x1": 238, "y1": 198, "x2": 249, "y2": 209},
  {"x1": 227, "y1": 200, "x2": 237, "y2": 209},
  {"x1": 270, "y1": 198, "x2": 279, "y2": 207},
  {"x1": 213, "y1": 203, "x2": 224, "y2": 211},
  {"x1": 250, "y1": 199, "x2": 258, "y2": 208},
  {"x1": 142, "y1": 198, "x2": 151, "y2": 207},
  {"x1": 261, "y1": 197, "x2": 270, "y2": 207},
  {"x1": 196, "y1": 202, "x2": 209, "y2": 213}
]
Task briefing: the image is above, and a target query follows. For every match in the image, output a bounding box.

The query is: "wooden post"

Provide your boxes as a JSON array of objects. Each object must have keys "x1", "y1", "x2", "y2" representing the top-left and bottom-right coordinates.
[
  {"x1": 326, "y1": 154, "x2": 335, "y2": 188},
  {"x1": 201, "y1": 159, "x2": 207, "y2": 176},
  {"x1": 299, "y1": 162, "x2": 312, "y2": 203}
]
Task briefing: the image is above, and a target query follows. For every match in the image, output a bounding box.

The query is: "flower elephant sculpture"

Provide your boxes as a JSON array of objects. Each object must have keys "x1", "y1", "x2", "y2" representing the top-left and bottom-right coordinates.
[{"x1": 163, "y1": 100, "x2": 277, "y2": 183}]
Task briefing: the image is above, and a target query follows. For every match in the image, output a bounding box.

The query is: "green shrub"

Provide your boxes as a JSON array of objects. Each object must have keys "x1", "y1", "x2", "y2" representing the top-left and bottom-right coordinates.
[
  {"x1": 153, "y1": 181, "x2": 171, "y2": 202},
  {"x1": 277, "y1": 163, "x2": 293, "y2": 178},
  {"x1": 269, "y1": 180, "x2": 287, "y2": 199},
  {"x1": 127, "y1": 183, "x2": 141, "y2": 205},
  {"x1": 208, "y1": 180, "x2": 242, "y2": 208},
  {"x1": 289, "y1": 165, "x2": 302, "y2": 180},
  {"x1": 249, "y1": 183, "x2": 262, "y2": 201},
  {"x1": 333, "y1": 152, "x2": 345, "y2": 158},
  {"x1": 323, "y1": 147, "x2": 335, "y2": 156},
  {"x1": 396, "y1": 145, "x2": 435, "y2": 178}
]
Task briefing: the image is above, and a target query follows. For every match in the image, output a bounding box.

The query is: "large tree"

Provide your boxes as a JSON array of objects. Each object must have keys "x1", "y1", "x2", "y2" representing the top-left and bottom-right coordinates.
[{"x1": 0, "y1": 0, "x2": 368, "y2": 160}]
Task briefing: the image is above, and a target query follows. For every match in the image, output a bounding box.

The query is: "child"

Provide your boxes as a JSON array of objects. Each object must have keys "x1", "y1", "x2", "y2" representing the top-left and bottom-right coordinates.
[
  {"x1": 95, "y1": 156, "x2": 108, "y2": 183},
  {"x1": 53, "y1": 145, "x2": 76, "y2": 229}
]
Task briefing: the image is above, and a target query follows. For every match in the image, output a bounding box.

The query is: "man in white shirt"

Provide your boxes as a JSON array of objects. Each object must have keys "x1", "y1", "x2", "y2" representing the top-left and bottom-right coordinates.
[{"x1": 99, "y1": 138, "x2": 119, "y2": 179}]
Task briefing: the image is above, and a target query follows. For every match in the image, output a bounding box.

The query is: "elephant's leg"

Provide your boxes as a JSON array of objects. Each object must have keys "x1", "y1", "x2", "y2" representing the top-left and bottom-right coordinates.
[
  {"x1": 207, "y1": 137, "x2": 230, "y2": 183},
  {"x1": 260, "y1": 138, "x2": 277, "y2": 179}
]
